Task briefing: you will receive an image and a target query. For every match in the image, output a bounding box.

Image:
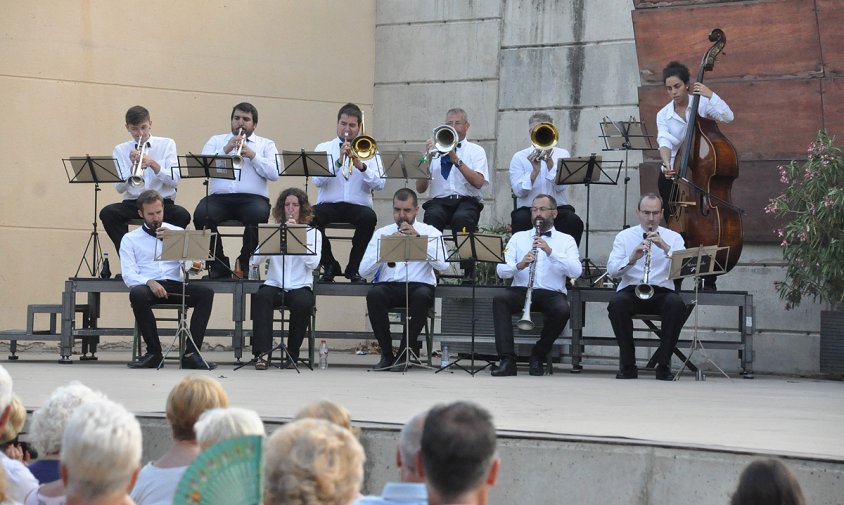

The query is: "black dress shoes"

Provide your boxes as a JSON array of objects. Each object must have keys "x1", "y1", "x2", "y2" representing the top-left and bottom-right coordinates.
[
  {"x1": 127, "y1": 352, "x2": 162, "y2": 369},
  {"x1": 655, "y1": 364, "x2": 674, "y2": 381},
  {"x1": 491, "y1": 357, "x2": 517, "y2": 376},
  {"x1": 528, "y1": 355, "x2": 545, "y2": 376},
  {"x1": 181, "y1": 353, "x2": 217, "y2": 370},
  {"x1": 615, "y1": 366, "x2": 638, "y2": 379},
  {"x1": 346, "y1": 272, "x2": 365, "y2": 283},
  {"x1": 371, "y1": 355, "x2": 395, "y2": 371}
]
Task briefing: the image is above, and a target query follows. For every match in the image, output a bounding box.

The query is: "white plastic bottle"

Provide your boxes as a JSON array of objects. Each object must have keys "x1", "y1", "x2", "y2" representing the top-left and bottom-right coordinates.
[
  {"x1": 319, "y1": 340, "x2": 329, "y2": 370},
  {"x1": 441, "y1": 344, "x2": 450, "y2": 368}
]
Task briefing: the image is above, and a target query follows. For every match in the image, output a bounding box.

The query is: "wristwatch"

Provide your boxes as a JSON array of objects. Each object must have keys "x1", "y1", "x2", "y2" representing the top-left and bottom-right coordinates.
[{"x1": 457, "y1": 159, "x2": 464, "y2": 168}]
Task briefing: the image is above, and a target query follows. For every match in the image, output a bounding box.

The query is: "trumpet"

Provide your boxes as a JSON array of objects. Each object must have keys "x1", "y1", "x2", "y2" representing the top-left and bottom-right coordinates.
[
  {"x1": 517, "y1": 219, "x2": 543, "y2": 331},
  {"x1": 530, "y1": 122, "x2": 558, "y2": 161},
  {"x1": 345, "y1": 112, "x2": 377, "y2": 179},
  {"x1": 128, "y1": 136, "x2": 149, "y2": 188},
  {"x1": 634, "y1": 227, "x2": 655, "y2": 300},
  {"x1": 428, "y1": 125, "x2": 459, "y2": 159},
  {"x1": 231, "y1": 128, "x2": 245, "y2": 169}
]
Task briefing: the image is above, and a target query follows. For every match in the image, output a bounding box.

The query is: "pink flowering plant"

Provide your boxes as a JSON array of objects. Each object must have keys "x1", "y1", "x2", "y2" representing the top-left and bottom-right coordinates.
[{"x1": 765, "y1": 130, "x2": 844, "y2": 309}]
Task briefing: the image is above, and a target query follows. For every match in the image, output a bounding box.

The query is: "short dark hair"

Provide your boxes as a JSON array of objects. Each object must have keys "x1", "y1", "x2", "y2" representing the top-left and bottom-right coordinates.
[
  {"x1": 337, "y1": 103, "x2": 362, "y2": 124},
  {"x1": 272, "y1": 187, "x2": 313, "y2": 225},
  {"x1": 136, "y1": 190, "x2": 163, "y2": 210},
  {"x1": 231, "y1": 102, "x2": 258, "y2": 124},
  {"x1": 394, "y1": 188, "x2": 418, "y2": 207},
  {"x1": 638, "y1": 192, "x2": 663, "y2": 210},
  {"x1": 533, "y1": 194, "x2": 557, "y2": 208},
  {"x1": 731, "y1": 459, "x2": 806, "y2": 505},
  {"x1": 420, "y1": 402, "x2": 496, "y2": 501},
  {"x1": 125, "y1": 106, "x2": 150, "y2": 125},
  {"x1": 662, "y1": 61, "x2": 690, "y2": 85}
]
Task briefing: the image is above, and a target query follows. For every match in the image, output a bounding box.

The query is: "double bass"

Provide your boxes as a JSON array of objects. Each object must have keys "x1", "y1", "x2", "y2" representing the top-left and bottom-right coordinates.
[{"x1": 668, "y1": 28, "x2": 743, "y2": 275}]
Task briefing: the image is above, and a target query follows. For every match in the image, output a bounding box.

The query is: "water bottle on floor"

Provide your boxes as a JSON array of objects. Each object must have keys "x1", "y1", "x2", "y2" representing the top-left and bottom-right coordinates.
[
  {"x1": 100, "y1": 252, "x2": 111, "y2": 279},
  {"x1": 441, "y1": 344, "x2": 450, "y2": 368},
  {"x1": 319, "y1": 340, "x2": 328, "y2": 370}
]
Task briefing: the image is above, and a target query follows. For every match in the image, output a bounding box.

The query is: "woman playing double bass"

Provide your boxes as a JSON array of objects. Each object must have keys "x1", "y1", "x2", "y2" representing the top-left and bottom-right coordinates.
[{"x1": 656, "y1": 60, "x2": 734, "y2": 290}]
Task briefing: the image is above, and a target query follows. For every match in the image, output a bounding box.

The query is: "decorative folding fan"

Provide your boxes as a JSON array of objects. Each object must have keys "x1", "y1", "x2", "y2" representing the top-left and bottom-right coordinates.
[{"x1": 173, "y1": 435, "x2": 263, "y2": 505}]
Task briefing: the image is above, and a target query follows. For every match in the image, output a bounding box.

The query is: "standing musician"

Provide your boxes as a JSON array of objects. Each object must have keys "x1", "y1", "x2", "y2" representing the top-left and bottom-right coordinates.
[
  {"x1": 312, "y1": 103, "x2": 385, "y2": 283},
  {"x1": 508, "y1": 112, "x2": 584, "y2": 245},
  {"x1": 606, "y1": 193, "x2": 686, "y2": 381},
  {"x1": 100, "y1": 105, "x2": 191, "y2": 255},
  {"x1": 491, "y1": 195, "x2": 582, "y2": 377},
  {"x1": 359, "y1": 189, "x2": 449, "y2": 371},
  {"x1": 250, "y1": 188, "x2": 322, "y2": 370},
  {"x1": 122, "y1": 190, "x2": 216, "y2": 370},
  {"x1": 193, "y1": 102, "x2": 280, "y2": 279},
  {"x1": 657, "y1": 61, "x2": 734, "y2": 290},
  {"x1": 416, "y1": 108, "x2": 489, "y2": 283}
]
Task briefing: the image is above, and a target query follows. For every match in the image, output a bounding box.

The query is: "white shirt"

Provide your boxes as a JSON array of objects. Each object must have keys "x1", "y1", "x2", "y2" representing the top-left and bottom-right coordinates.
[
  {"x1": 311, "y1": 138, "x2": 385, "y2": 206},
  {"x1": 202, "y1": 133, "x2": 280, "y2": 197},
  {"x1": 119, "y1": 224, "x2": 185, "y2": 287},
  {"x1": 0, "y1": 453, "x2": 38, "y2": 503},
  {"x1": 113, "y1": 136, "x2": 180, "y2": 200},
  {"x1": 354, "y1": 482, "x2": 427, "y2": 505},
  {"x1": 250, "y1": 226, "x2": 322, "y2": 290},
  {"x1": 497, "y1": 228, "x2": 582, "y2": 294},
  {"x1": 129, "y1": 462, "x2": 187, "y2": 505},
  {"x1": 606, "y1": 224, "x2": 686, "y2": 291},
  {"x1": 359, "y1": 222, "x2": 449, "y2": 286},
  {"x1": 657, "y1": 93, "x2": 734, "y2": 166},
  {"x1": 425, "y1": 140, "x2": 489, "y2": 200},
  {"x1": 509, "y1": 145, "x2": 573, "y2": 208}
]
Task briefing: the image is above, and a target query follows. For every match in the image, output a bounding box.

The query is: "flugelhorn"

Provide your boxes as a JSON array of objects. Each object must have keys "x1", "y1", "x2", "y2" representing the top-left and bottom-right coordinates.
[
  {"x1": 231, "y1": 128, "x2": 245, "y2": 169},
  {"x1": 634, "y1": 227, "x2": 655, "y2": 300},
  {"x1": 428, "y1": 125, "x2": 458, "y2": 158},
  {"x1": 530, "y1": 122, "x2": 558, "y2": 161},
  {"x1": 128, "y1": 136, "x2": 149, "y2": 188},
  {"x1": 517, "y1": 219, "x2": 543, "y2": 331},
  {"x1": 345, "y1": 112, "x2": 377, "y2": 179}
]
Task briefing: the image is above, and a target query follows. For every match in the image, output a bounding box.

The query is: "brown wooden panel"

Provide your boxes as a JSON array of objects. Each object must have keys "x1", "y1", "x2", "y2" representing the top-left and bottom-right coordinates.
[
  {"x1": 638, "y1": 79, "x2": 824, "y2": 161},
  {"x1": 818, "y1": 0, "x2": 844, "y2": 75},
  {"x1": 638, "y1": 160, "x2": 788, "y2": 243},
  {"x1": 633, "y1": 0, "x2": 745, "y2": 8},
  {"x1": 822, "y1": 78, "x2": 844, "y2": 140},
  {"x1": 633, "y1": 0, "x2": 822, "y2": 84}
]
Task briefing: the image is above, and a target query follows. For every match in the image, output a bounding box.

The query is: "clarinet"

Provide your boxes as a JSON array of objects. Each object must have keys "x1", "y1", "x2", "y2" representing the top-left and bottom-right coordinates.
[{"x1": 516, "y1": 219, "x2": 543, "y2": 331}]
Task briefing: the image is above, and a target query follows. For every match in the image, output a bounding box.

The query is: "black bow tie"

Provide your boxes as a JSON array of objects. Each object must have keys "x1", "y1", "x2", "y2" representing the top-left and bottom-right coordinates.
[
  {"x1": 142, "y1": 225, "x2": 161, "y2": 240},
  {"x1": 539, "y1": 231, "x2": 552, "y2": 237}
]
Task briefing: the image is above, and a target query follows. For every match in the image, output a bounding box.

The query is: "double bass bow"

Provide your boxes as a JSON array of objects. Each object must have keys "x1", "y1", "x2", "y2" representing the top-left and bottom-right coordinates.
[{"x1": 667, "y1": 28, "x2": 743, "y2": 275}]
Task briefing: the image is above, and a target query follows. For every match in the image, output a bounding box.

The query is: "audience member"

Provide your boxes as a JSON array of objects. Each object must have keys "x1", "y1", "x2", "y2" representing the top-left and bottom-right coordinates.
[
  {"x1": 263, "y1": 418, "x2": 365, "y2": 505},
  {"x1": 194, "y1": 407, "x2": 265, "y2": 451},
  {"x1": 0, "y1": 368, "x2": 38, "y2": 503},
  {"x1": 419, "y1": 402, "x2": 499, "y2": 505},
  {"x1": 294, "y1": 400, "x2": 359, "y2": 438},
  {"x1": 129, "y1": 376, "x2": 229, "y2": 505},
  {"x1": 1, "y1": 396, "x2": 29, "y2": 461},
  {"x1": 731, "y1": 458, "x2": 806, "y2": 505},
  {"x1": 60, "y1": 399, "x2": 142, "y2": 505}
]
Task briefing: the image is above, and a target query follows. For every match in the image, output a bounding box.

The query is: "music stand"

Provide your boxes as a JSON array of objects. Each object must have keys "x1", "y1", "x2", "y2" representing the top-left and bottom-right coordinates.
[
  {"x1": 438, "y1": 232, "x2": 504, "y2": 376},
  {"x1": 599, "y1": 117, "x2": 657, "y2": 228},
  {"x1": 670, "y1": 245, "x2": 731, "y2": 381},
  {"x1": 379, "y1": 147, "x2": 429, "y2": 185},
  {"x1": 63, "y1": 156, "x2": 124, "y2": 277},
  {"x1": 557, "y1": 154, "x2": 621, "y2": 281},
  {"x1": 277, "y1": 150, "x2": 334, "y2": 193},
  {"x1": 234, "y1": 223, "x2": 315, "y2": 373},
  {"x1": 154, "y1": 229, "x2": 217, "y2": 369}
]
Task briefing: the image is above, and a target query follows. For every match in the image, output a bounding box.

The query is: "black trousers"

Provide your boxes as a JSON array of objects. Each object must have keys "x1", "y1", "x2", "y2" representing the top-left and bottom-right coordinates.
[
  {"x1": 366, "y1": 282, "x2": 434, "y2": 358},
  {"x1": 129, "y1": 280, "x2": 214, "y2": 355},
  {"x1": 422, "y1": 196, "x2": 483, "y2": 275},
  {"x1": 193, "y1": 194, "x2": 271, "y2": 275},
  {"x1": 607, "y1": 285, "x2": 686, "y2": 369},
  {"x1": 100, "y1": 199, "x2": 191, "y2": 253},
  {"x1": 251, "y1": 286, "x2": 315, "y2": 359},
  {"x1": 493, "y1": 287, "x2": 570, "y2": 359},
  {"x1": 510, "y1": 205, "x2": 584, "y2": 246},
  {"x1": 312, "y1": 202, "x2": 376, "y2": 276}
]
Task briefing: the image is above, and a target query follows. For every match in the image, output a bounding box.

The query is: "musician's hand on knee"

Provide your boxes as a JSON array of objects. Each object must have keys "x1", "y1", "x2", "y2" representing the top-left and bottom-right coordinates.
[{"x1": 147, "y1": 280, "x2": 167, "y2": 298}]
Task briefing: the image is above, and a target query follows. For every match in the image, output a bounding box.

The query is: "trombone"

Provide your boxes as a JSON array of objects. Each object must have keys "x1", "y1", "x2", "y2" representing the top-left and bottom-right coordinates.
[
  {"x1": 231, "y1": 128, "x2": 245, "y2": 170},
  {"x1": 344, "y1": 112, "x2": 377, "y2": 179},
  {"x1": 428, "y1": 125, "x2": 458, "y2": 158},
  {"x1": 128, "y1": 135, "x2": 149, "y2": 188},
  {"x1": 530, "y1": 122, "x2": 558, "y2": 161}
]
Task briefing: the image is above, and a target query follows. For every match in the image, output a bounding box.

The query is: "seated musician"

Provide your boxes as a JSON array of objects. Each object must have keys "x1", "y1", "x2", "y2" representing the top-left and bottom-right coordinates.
[
  {"x1": 606, "y1": 193, "x2": 686, "y2": 380},
  {"x1": 508, "y1": 112, "x2": 584, "y2": 245},
  {"x1": 359, "y1": 189, "x2": 449, "y2": 371},
  {"x1": 250, "y1": 188, "x2": 322, "y2": 370},
  {"x1": 491, "y1": 195, "x2": 582, "y2": 377},
  {"x1": 122, "y1": 190, "x2": 216, "y2": 370}
]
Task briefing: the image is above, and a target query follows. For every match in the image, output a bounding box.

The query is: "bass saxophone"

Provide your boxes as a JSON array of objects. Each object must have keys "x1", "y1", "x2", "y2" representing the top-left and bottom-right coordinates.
[
  {"x1": 634, "y1": 227, "x2": 655, "y2": 300},
  {"x1": 517, "y1": 219, "x2": 543, "y2": 331}
]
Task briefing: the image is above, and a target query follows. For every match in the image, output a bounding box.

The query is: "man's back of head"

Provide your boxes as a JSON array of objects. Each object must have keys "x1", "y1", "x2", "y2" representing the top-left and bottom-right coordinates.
[
  {"x1": 420, "y1": 401, "x2": 499, "y2": 505},
  {"x1": 397, "y1": 410, "x2": 427, "y2": 483}
]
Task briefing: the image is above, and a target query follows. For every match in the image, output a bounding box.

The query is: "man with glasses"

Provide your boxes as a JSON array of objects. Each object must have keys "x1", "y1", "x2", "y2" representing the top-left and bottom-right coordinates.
[
  {"x1": 605, "y1": 193, "x2": 686, "y2": 380},
  {"x1": 416, "y1": 108, "x2": 489, "y2": 283},
  {"x1": 490, "y1": 195, "x2": 582, "y2": 376}
]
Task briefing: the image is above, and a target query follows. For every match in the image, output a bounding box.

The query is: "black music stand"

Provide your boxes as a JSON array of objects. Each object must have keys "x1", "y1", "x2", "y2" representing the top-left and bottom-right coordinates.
[
  {"x1": 557, "y1": 154, "x2": 621, "y2": 282},
  {"x1": 154, "y1": 229, "x2": 217, "y2": 369},
  {"x1": 670, "y1": 245, "x2": 731, "y2": 381},
  {"x1": 379, "y1": 147, "x2": 429, "y2": 186},
  {"x1": 437, "y1": 232, "x2": 504, "y2": 376},
  {"x1": 278, "y1": 150, "x2": 334, "y2": 194},
  {"x1": 599, "y1": 117, "x2": 657, "y2": 228},
  {"x1": 63, "y1": 155, "x2": 123, "y2": 277},
  {"x1": 234, "y1": 223, "x2": 315, "y2": 373}
]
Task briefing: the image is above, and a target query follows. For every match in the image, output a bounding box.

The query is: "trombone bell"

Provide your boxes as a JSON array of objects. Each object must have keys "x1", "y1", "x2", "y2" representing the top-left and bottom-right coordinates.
[
  {"x1": 431, "y1": 125, "x2": 458, "y2": 156},
  {"x1": 530, "y1": 122, "x2": 558, "y2": 160}
]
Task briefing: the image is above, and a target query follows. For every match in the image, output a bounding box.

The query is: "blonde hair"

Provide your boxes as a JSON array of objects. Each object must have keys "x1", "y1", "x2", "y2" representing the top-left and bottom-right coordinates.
[
  {"x1": 166, "y1": 376, "x2": 229, "y2": 441},
  {"x1": 0, "y1": 395, "x2": 25, "y2": 443},
  {"x1": 294, "y1": 400, "x2": 359, "y2": 437},
  {"x1": 263, "y1": 418, "x2": 365, "y2": 505}
]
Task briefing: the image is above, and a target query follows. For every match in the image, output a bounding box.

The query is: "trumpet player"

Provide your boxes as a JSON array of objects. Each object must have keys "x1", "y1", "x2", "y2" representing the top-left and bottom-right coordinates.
[
  {"x1": 193, "y1": 103, "x2": 280, "y2": 279},
  {"x1": 491, "y1": 195, "x2": 582, "y2": 377},
  {"x1": 508, "y1": 113, "x2": 584, "y2": 245},
  {"x1": 606, "y1": 193, "x2": 686, "y2": 380},
  {"x1": 416, "y1": 108, "x2": 489, "y2": 283},
  {"x1": 312, "y1": 103, "x2": 385, "y2": 283},
  {"x1": 100, "y1": 105, "x2": 190, "y2": 255}
]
